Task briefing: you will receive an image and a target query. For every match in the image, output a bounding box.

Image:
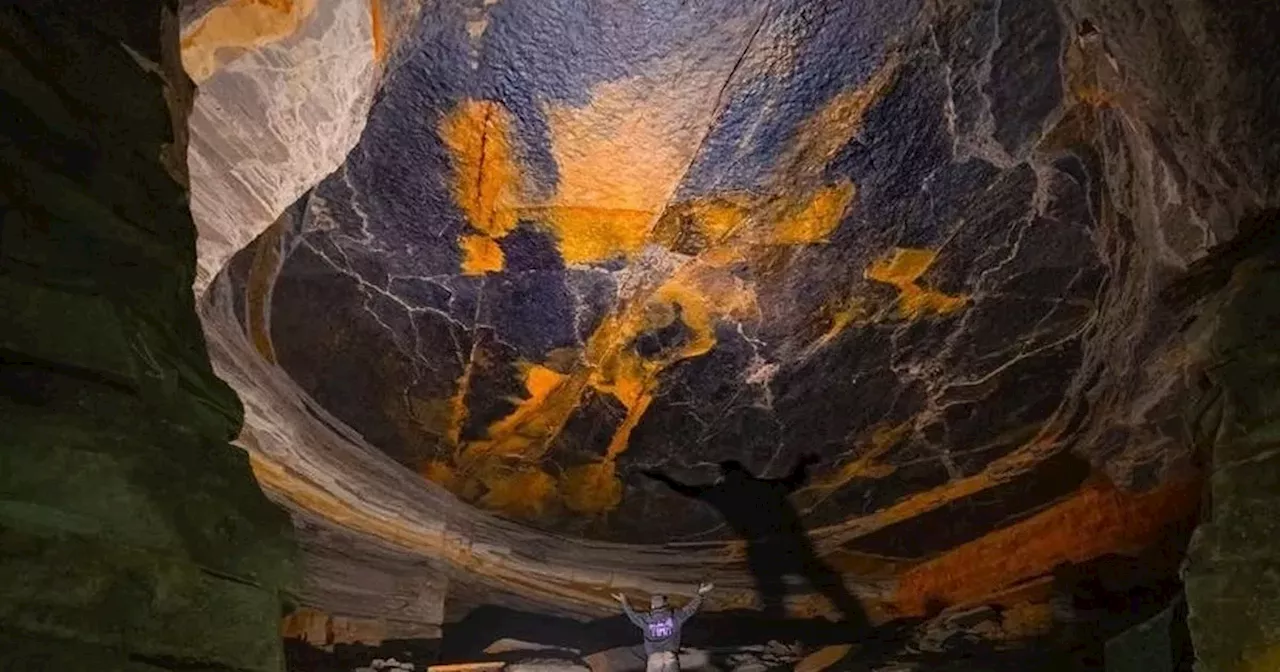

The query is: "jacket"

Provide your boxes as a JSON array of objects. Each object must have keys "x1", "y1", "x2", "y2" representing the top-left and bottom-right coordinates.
[{"x1": 621, "y1": 595, "x2": 704, "y2": 656}]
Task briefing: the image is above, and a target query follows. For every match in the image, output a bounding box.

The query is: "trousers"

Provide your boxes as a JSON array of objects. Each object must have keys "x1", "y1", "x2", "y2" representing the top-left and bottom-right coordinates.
[{"x1": 646, "y1": 651, "x2": 680, "y2": 672}]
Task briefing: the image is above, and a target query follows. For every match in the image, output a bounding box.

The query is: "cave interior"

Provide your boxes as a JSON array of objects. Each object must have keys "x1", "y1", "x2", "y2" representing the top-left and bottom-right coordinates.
[{"x1": 2, "y1": 0, "x2": 1280, "y2": 670}]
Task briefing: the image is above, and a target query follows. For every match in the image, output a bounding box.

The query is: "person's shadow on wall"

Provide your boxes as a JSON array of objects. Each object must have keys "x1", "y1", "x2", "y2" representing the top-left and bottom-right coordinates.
[{"x1": 643, "y1": 456, "x2": 870, "y2": 630}]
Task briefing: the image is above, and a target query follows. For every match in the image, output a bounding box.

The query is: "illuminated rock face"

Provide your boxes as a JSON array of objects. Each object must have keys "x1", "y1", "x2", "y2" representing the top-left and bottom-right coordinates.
[
  {"x1": 182, "y1": 0, "x2": 421, "y2": 292},
  {"x1": 221, "y1": 0, "x2": 1160, "y2": 540},
  {"x1": 194, "y1": 0, "x2": 1279, "y2": 645}
]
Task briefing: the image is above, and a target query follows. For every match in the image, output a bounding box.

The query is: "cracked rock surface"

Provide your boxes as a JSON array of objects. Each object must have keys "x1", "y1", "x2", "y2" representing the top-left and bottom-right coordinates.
[{"x1": 186, "y1": 0, "x2": 1279, "y2": 660}]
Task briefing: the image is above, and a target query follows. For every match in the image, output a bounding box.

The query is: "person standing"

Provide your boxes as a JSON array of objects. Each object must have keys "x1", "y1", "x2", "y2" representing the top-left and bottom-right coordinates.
[{"x1": 612, "y1": 582, "x2": 714, "y2": 672}]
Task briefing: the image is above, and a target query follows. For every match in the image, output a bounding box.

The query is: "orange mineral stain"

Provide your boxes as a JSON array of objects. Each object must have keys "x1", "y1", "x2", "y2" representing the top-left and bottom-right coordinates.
[
  {"x1": 591, "y1": 266, "x2": 758, "y2": 460},
  {"x1": 468, "y1": 364, "x2": 572, "y2": 459},
  {"x1": 478, "y1": 466, "x2": 557, "y2": 519},
  {"x1": 369, "y1": 0, "x2": 386, "y2": 63},
  {"x1": 537, "y1": 64, "x2": 729, "y2": 264},
  {"x1": 444, "y1": 356, "x2": 477, "y2": 449},
  {"x1": 420, "y1": 459, "x2": 459, "y2": 491},
  {"x1": 941, "y1": 574, "x2": 1057, "y2": 616},
  {"x1": 440, "y1": 100, "x2": 525, "y2": 238},
  {"x1": 807, "y1": 296, "x2": 872, "y2": 355},
  {"x1": 431, "y1": 259, "x2": 758, "y2": 518},
  {"x1": 180, "y1": 0, "x2": 318, "y2": 83},
  {"x1": 244, "y1": 219, "x2": 284, "y2": 364},
  {"x1": 438, "y1": 65, "x2": 729, "y2": 265},
  {"x1": 891, "y1": 477, "x2": 1200, "y2": 616},
  {"x1": 813, "y1": 432, "x2": 1068, "y2": 550},
  {"x1": 768, "y1": 181, "x2": 857, "y2": 245},
  {"x1": 560, "y1": 460, "x2": 624, "y2": 514},
  {"x1": 652, "y1": 183, "x2": 859, "y2": 255},
  {"x1": 651, "y1": 197, "x2": 751, "y2": 253},
  {"x1": 425, "y1": 56, "x2": 907, "y2": 520},
  {"x1": 799, "y1": 421, "x2": 909, "y2": 511},
  {"x1": 865, "y1": 247, "x2": 968, "y2": 319},
  {"x1": 771, "y1": 53, "x2": 901, "y2": 182},
  {"x1": 459, "y1": 234, "x2": 505, "y2": 275},
  {"x1": 281, "y1": 606, "x2": 330, "y2": 644},
  {"x1": 1073, "y1": 85, "x2": 1113, "y2": 109},
  {"x1": 524, "y1": 206, "x2": 656, "y2": 266},
  {"x1": 1062, "y1": 37, "x2": 1126, "y2": 113}
]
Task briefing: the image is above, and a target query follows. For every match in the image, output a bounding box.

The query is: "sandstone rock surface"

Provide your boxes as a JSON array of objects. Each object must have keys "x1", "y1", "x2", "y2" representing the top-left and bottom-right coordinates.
[{"x1": 179, "y1": 0, "x2": 1280, "y2": 666}]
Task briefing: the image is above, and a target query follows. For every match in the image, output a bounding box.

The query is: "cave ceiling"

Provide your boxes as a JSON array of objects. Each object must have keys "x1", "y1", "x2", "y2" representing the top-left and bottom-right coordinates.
[
  {"x1": 186, "y1": 0, "x2": 1275, "y2": 631},
  {"x1": 217, "y1": 0, "x2": 1183, "y2": 543}
]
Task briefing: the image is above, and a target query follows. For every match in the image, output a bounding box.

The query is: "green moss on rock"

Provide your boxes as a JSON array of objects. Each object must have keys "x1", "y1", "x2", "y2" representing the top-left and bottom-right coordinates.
[
  {"x1": 1183, "y1": 256, "x2": 1280, "y2": 671},
  {"x1": 0, "y1": 1, "x2": 299, "y2": 670}
]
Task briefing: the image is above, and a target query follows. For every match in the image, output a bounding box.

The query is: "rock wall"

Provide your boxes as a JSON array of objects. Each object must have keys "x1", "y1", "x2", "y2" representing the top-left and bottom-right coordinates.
[
  {"x1": 165, "y1": 0, "x2": 1280, "y2": 666},
  {"x1": 190, "y1": 0, "x2": 1275, "y2": 623},
  {"x1": 182, "y1": 0, "x2": 422, "y2": 293},
  {"x1": 0, "y1": 1, "x2": 299, "y2": 669},
  {"x1": 1179, "y1": 216, "x2": 1280, "y2": 672},
  {"x1": 286, "y1": 515, "x2": 449, "y2": 645}
]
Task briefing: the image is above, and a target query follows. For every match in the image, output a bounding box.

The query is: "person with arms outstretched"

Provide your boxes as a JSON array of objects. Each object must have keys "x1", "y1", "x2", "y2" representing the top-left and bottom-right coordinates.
[{"x1": 612, "y1": 582, "x2": 714, "y2": 672}]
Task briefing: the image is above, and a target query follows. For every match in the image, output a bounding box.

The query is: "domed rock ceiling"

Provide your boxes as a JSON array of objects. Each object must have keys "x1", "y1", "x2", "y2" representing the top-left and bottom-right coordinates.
[{"x1": 186, "y1": 0, "x2": 1278, "y2": 658}]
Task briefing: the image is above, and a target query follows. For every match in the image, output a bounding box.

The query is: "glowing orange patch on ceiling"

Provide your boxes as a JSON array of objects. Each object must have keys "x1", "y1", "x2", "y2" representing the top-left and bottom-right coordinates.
[
  {"x1": 459, "y1": 234, "x2": 505, "y2": 275},
  {"x1": 767, "y1": 181, "x2": 858, "y2": 245},
  {"x1": 536, "y1": 65, "x2": 730, "y2": 263},
  {"x1": 478, "y1": 466, "x2": 557, "y2": 519},
  {"x1": 865, "y1": 247, "x2": 968, "y2": 319},
  {"x1": 560, "y1": 461, "x2": 624, "y2": 514},
  {"x1": 439, "y1": 100, "x2": 525, "y2": 239},
  {"x1": 468, "y1": 364, "x2": 571, "y2": 459}
]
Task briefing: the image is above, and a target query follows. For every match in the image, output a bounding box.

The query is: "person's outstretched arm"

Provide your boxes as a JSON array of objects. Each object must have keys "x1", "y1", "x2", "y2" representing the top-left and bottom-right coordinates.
[
  {"x1": 613, "y1": 593, "x2": 646, "y2": 628},
  {"x1": 677, "y1": 583, "x2": 714, "y2": 623},
  {"x1": 642, "y1": 469, "x2": 708, "y2": 499}
]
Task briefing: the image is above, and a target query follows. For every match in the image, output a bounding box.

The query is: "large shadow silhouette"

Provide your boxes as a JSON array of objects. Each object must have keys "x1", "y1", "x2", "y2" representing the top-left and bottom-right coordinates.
[{"x1": 643, "y1": 457, "x2": 870, "y2": 629}]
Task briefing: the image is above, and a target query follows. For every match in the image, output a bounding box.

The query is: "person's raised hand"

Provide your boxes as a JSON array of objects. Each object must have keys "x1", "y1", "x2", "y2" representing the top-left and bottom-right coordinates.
[
  {"x1": 697, "y1": 582, "x2": 714, "y2": 595},
  {"x1": 611, "y1": 592, "x2": 628, "y2": 603}
]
